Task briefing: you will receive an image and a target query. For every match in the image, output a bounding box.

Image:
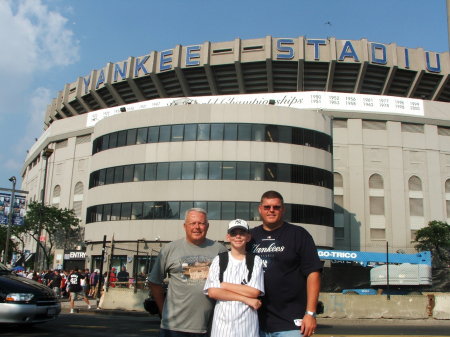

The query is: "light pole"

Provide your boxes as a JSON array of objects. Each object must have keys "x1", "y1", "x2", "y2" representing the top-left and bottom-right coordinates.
[
  {"x1": 2, "y1": 176, "x2": 16, "y2": 265},
  {"x1": 34, "y1": 148, "x2": 54, "y2": 271}
]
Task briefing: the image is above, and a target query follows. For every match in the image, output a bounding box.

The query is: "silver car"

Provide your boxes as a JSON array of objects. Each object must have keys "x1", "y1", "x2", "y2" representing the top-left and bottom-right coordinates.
[{"x1": 0, "y1": 263, "x2": 61, "y2": 324}]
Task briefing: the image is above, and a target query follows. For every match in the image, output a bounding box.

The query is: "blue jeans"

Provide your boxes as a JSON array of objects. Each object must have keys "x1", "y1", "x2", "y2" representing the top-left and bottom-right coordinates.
[
  {"x1": 259, "y1": 330, "x2": 303, "y2": 337},
  {"x1": 159, "y1": 328, "x2": 207, "y2": 337}
]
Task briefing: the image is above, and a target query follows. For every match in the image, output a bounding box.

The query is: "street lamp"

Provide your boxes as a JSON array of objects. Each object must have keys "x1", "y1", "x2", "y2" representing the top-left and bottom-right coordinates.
[
  {"x1": 2, "y1": 176, "x2": 16, "y2": 266},
  {"x1": 35, "y1": 148, "x2": 54, "y2": 271}
]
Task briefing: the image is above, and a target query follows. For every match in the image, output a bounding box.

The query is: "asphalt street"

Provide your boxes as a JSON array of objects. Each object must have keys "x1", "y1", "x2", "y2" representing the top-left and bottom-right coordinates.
[{"x1": 3, "y1": 300, "x2": 448, "y2": 337}]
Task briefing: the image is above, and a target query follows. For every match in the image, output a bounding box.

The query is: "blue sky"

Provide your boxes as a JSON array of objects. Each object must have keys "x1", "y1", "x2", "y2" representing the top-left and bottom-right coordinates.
[{"x1": 0, "y1": 0, "x2": 448, "y2": 189}]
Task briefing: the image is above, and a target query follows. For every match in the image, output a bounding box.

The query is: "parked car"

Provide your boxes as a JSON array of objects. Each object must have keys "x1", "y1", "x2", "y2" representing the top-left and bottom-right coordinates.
[{"x1": 0, "y1": 263, "x2": 61, "y2": 324}]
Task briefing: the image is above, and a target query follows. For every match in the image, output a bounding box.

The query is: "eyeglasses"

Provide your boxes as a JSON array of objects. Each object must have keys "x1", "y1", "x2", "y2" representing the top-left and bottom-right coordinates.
[
  {"x1": 186, "y1": 222, "x2": 208, "y2": 227},
  {"x1": 262, "y1": 205, "x2": 282, "y2": 211}
]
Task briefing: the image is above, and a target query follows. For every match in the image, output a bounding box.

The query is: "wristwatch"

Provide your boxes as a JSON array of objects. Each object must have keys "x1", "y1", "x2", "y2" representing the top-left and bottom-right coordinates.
[{"x1": 305, "y1": 311, "x2": 317, "y2": 318}]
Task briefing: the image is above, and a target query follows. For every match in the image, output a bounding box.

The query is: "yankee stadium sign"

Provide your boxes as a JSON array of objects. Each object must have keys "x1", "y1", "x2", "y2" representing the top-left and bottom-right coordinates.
[{"x1": 82, "y1": 37, "x2": 443, "y2": 93}]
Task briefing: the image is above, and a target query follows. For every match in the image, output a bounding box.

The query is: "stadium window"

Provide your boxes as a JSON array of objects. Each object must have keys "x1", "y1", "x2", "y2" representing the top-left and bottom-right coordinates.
[
  {"x1": 148, "y1": 126, "x2": 159, "y2": 143},
  {"x1": 184, "y1": 124, "x2": 197, "y2": 141},
  {"x1": 101, "y1": 134, "x2": 110, "y2": 151},
  {"x1": 222, "y1": 202, "x2": 236, "y2": 220},
  {"x1": 264, "y1": 163, "x2": 277, "y2": 181},
  {"x1": 159, "y1": 126, "x2": 171, "y2": 142},
  {"x1": 169, "y1": 162, "x2": 182, "y2": 180},
  {"x1": 222, "y1": 162, "x2": 236, "y2": 180},
  {"x1": 265, "y1": 125, "x2": 279, "y2": 142},
  {"x1": 238, "y1": 124, "x2": 251, "y2": 141},
  {"x1": 197, "y1": 124, "x2": 210, "y2": 141},
  {"x1": 102, "y1": 204, "x2": 111, "y2": 222},
  {"x1": 111, "y1": 203, "x2": 121, "y2": 221},
  {"x1": 236, "y1": 202, "x2": 250, "y2": 220},
  {"x1": 143, "y1": 202, "x2": 155, "y2": 219},
  {"x1": 278, "y1": 125, "x2": 292, "y2": 143},
  {"x1": 121, "y1": 203, "x2": 132, "y2": 220},
  {"x1": 114, "y1": 166, "x2": 124, "y2": 183},
  {"x1": 251, "y1": 124, "x2": 265, "y2": 141},
  {"x1": 209, "y1": 162, "x2": 221, "y2": 180},
  {"x1": 145, "y1": 163, "x2": 157, "y2": 181},
  {"x1": 207, "y1": 202, "x2": 221, "y2": 220},
  {"x1": 136, "y1": 127, "x2": 148, "y2": 144},
  {"x1": 224, "y1": 124, "x2": 238, "y2": 140},
  {"x1": 131, "y1": 202, "x2": 143, "y2": 220},
  {"x1": 180, "y1": 202, "x2": 194, "y2": 219},
  {"x1": 195, "y1": 162, "x2": 208, "y2": 179},
  {"x1": 126, "y1": 129, "x2": 137, "y2": 146},
  {"x1": 167, "y1": 201, "x2": 180, "y2": 219},
  {"x1": 236, "y1": 162, "x2": 251, "y2": 180},
  {"x1": 105, "y1": 168, "x2": 114, "y2": 185},
  {"x1": 251, "y1": 162, "x2": 264, "y2": 181},
  {"x1": 210, "y1": 123, "x2": 224, "y2": 140},
  {"x1": 182, "y1": 162, "x2": 195, "y2": 180},
  {"x1": 123, "y1": 165, "x2": 134, "y2": 182},
  {"x1": 117, "y1": 130, "x2": 127, "y2": 147},
  {"x1": 109, "y1": 132, "x2": 118, "y2": 148},
  {"x1": 171, "y1": 125, "x2": 184, "y2": 142},
  {"x1": 157, "y1": 163, "x2": 169, "y2": 180},
  {"x1": 134, "y1": 164, "x2": 145, "y2": 182}
]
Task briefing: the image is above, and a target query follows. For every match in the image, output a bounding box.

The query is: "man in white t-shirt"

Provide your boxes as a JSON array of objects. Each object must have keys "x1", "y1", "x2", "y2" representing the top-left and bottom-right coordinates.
[{"x1": 204, "y1": 219, "x2": 265, "y2": 337}]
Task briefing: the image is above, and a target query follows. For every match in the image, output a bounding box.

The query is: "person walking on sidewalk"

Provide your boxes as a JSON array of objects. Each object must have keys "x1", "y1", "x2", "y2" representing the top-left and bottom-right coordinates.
[{"x1": 68, "y1": 267, "x2": 91, "y2": 313}]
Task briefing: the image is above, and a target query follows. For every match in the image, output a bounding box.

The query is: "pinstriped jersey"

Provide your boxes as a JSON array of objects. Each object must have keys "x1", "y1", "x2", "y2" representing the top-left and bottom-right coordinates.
[{"x1": 204, "y1": 252, "x2": 265, "y2": 337}]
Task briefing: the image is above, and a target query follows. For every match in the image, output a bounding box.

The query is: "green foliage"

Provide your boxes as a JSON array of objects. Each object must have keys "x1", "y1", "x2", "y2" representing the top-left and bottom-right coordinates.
[
  {"x1": 0, "y1": 226, "x2": 15, "y2": 262},
  {"x1": 16, "y1": 201, "x2": 81, "y2": 269},
  {"x1": 414, "y1": 220, "x2": 450, "y2": 267}
]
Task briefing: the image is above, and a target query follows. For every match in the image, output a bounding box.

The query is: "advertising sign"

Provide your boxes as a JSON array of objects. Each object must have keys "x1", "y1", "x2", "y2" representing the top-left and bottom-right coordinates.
[{"x1": 0, "y1": 192, "x2": 27, "y2": 226}]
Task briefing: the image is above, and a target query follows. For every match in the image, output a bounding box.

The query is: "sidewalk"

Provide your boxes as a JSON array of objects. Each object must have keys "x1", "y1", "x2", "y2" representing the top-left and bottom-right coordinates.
[{"x1": 60, "y1": 298, "x2": 450, "y2": 328}]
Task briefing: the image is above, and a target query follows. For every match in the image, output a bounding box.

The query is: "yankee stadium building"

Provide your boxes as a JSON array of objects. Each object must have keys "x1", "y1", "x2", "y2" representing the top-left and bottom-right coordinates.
[{"x1": 20, "y1": 36, "x2": 450, "y2": 271}]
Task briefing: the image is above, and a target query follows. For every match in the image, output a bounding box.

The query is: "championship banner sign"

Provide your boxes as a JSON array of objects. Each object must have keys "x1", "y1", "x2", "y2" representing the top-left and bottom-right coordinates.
[{"x1": 0, "y1": 192, "x2": 27, "y2": 226}]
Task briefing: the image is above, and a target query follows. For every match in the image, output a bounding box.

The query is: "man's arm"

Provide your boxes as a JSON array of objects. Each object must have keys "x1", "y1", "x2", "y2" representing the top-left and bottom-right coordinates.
[
  {"x1": 149, "y1": 282, "x2": 165, "y2": 315},
  {"x1": 207, "y1": 288, "x2": 261, "y2": 310},
  {"x1": 301, "y1": 271, "x2": 321, "y2": 337},
  {"x1": 220, "y1": 282, "x2": 261, "y2": 298}
]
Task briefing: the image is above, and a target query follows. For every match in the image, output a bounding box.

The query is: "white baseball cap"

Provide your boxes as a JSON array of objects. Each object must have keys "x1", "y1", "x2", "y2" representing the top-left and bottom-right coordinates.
[{"x1": 227, "y1": 219, "x2": 249, "y2": 233}]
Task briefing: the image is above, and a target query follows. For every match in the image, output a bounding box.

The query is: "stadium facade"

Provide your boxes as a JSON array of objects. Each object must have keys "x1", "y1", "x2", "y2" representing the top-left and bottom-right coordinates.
[{"x1": 20, "y1": 36, "x2": 450, "y2": 272}]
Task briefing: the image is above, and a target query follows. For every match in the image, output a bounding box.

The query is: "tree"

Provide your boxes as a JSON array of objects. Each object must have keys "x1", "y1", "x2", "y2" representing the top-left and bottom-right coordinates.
[
  {"x1": 19, "y1": 201, "x2": 81, "y2": 269},
  {"x1": 414, "y1": 220, "x2": 450, "y2": 267},
  {"x1": 0, "y1": 225, "x2": 17, "y2": 263}
]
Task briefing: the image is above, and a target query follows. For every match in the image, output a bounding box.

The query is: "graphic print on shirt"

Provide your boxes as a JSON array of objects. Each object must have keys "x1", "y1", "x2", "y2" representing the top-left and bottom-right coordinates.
[
  {"x1": 250, "y1": 235, "x2": 285, "y2": 270},
  {"x1": 180, "y1": 255, "x2": 214, "y2": 283}
]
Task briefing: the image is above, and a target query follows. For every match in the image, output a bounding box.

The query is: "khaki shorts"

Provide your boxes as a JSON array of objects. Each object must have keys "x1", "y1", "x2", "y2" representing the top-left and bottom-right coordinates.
[{"x1": 70, "y1": 291, "x2": 86, "y2": 300}]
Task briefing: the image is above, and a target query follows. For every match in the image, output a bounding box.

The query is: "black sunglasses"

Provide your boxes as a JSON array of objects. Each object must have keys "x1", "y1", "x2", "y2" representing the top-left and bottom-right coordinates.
[{"x1": 262, "y1": 205, "x2": 282, "y2": 211}]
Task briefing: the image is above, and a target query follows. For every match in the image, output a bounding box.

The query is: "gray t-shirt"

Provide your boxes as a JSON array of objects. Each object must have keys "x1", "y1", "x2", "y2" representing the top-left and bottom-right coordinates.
[{"x1": 148, "y1": 238, "x2": 227, "y2": 333}]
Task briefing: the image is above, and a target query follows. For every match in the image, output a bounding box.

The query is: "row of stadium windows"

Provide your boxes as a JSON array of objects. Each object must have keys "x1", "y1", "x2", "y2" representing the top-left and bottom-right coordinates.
[
  {"x1": 88, "y1": 161, "x2": 333, "y2": 189},
  {"x1": 92, "y1": 123, "x2": 332, "y2": 154},
  {"x1": 86, "y1": 201, "x2": 333, "y2": 226}
]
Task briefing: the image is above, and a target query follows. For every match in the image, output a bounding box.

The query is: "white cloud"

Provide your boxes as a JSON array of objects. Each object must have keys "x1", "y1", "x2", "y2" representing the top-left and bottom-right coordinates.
[{"x1": 0, "y1": 0, "x2": 79, "y2": 111}]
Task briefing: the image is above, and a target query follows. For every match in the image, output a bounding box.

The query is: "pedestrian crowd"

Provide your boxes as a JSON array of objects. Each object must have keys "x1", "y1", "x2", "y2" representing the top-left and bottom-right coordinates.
[{"x1": 12, "y1": 267, "x2": 102, "y2": 301}]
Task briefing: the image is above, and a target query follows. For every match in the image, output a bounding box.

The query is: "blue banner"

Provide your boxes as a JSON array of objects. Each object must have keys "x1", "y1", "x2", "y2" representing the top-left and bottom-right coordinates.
[{"x1": 0, "y1": 192, "x2": 26, "y2": 226}]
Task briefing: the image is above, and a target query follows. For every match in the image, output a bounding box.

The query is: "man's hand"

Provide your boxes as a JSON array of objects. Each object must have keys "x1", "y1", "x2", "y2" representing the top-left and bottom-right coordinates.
[{"x1": 300, "y1": 313, "x2": 317, "y2": 337}]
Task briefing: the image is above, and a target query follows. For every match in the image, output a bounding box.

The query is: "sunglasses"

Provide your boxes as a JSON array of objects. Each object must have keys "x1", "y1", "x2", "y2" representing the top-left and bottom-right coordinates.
[
  {"x1": 229, "y1": 230, "x2": 248, "y2": 237},
  {"x1": 262, "y1": 205, "x2": 282, "y2": 211}
]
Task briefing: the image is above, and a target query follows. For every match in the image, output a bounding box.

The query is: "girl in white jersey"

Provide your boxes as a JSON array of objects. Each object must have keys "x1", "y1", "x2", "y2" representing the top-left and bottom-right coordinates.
[{"x1": 204, "y1": 219, "x2": 265, "y2": 337}]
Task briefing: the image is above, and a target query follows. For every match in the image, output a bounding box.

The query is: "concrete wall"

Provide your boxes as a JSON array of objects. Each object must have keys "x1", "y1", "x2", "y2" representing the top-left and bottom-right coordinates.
[
  {"x1": 319, "y1": 293, "x2": 450, "y2": 320},
  {"x1": 98, "y1": 289, "x2": 450, "y2": 319}
]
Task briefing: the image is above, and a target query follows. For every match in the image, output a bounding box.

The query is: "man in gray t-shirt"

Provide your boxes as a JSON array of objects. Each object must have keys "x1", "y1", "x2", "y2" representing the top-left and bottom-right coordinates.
[{"x1": 148, "y1": 208, "x2": 227, "y2": 337}]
